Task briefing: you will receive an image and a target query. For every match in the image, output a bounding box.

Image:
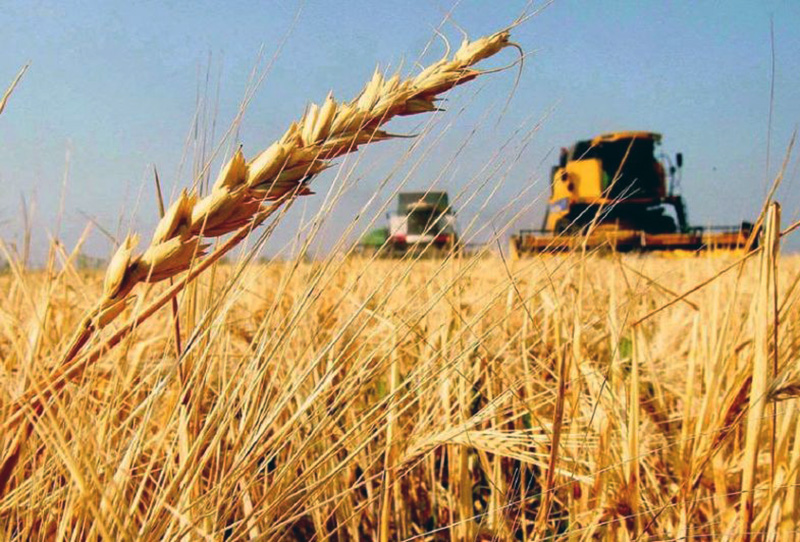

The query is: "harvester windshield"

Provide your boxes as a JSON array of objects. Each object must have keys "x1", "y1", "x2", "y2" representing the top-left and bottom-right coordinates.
[{"x1": 569, "y1": 133, "x2": 662, "y2": 199}]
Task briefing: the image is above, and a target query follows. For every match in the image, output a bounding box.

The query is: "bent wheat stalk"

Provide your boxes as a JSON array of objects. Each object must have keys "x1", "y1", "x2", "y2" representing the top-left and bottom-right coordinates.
[
  {"x1": 0, "y1": 64, "x2": 28, "y2": 117},
  {"x1": 0, "y1": 29, "x2": 515, "y2": 492},
  {"x1": 83, "y1": 29, "x2": 513, "y2": 351}
]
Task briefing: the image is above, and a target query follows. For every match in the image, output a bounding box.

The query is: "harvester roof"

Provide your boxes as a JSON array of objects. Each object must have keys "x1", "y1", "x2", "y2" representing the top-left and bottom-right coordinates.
[
  {"x1": 591, "y1": 131, "x2": 661, "y2": 144},
  {"x1": 397, "y1": 192, "x2": 451, "y2": 214}
]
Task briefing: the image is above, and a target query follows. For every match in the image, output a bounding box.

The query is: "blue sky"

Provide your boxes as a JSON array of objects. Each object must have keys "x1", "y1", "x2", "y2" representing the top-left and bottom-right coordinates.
[{"x1": 1, "y1": 0, "x2": 798, "y2": 259}]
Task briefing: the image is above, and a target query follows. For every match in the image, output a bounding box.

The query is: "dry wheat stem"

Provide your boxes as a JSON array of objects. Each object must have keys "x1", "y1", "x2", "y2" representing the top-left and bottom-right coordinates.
[
  {"x1": 3, "y1": 246, "x2": 800, "y2": 539},
  {"x1": 0, "y1": 64, "x2": 28, "y2": 117}
]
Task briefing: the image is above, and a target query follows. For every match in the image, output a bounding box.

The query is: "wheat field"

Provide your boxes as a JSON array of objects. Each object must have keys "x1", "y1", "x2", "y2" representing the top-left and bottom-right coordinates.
[
  {"x1": 2, "y1": 248, "x2": 800, "y2": 540},
  {"x1": 3, "y1": 15, "x2": 800, "y2": 542}
]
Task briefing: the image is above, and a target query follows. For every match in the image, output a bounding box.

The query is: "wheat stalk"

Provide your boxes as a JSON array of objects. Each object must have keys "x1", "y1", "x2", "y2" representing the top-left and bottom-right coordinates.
[
  {"x1": 33, "y1": 29, "x2": 518, "y2": 382},
  {"x1": 738, "y1": 202, "x2": 781, "y2": 541},
  {"x1": 0, "y1": 64, "x2": 28, "y2": 117},
  {"x1": 0, "y1": 29, "x2": 515, "y2": 495},
  {"x1": 90, "y1": 30, "x2": 514, "y2": 338}
]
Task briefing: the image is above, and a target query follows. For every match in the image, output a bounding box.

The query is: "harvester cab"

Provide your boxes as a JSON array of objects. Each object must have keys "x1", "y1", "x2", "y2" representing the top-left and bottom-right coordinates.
[
  {"x1": 546, "y1": 131, "x2": 686, "y2": 234},
  {"x1": 511, "y1": 131, "x2": 753, "y2": 254},
  {"x1": 358, "y1": 191, "x2": 458, "y2": 255}
]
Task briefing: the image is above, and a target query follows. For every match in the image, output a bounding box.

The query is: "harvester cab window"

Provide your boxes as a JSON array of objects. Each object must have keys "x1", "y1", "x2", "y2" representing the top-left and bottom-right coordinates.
[
  {"x1": 559, "y1": 147, "x2": 568, "y2": 168},
  {"x1": 599, "y1": 139, "x2": 660, "y2": 199},
  {"x1": 571, "y1": 141, "x2": 593, "y2": 161}
]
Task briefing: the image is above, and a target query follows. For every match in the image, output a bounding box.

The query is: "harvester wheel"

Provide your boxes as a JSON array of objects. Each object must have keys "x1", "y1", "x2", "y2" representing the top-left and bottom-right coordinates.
[{"x1": 554, "y1": 217, "x2": 574, "y2": 234}]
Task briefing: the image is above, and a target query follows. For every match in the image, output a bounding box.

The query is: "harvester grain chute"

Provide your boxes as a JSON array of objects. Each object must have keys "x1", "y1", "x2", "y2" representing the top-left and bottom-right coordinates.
[
  {"x1": 510, "y1": 131, "x2": 755, "y2": 256},
  {"x1": 358, "y1": 191, "x2": 458, "y2": 256}
]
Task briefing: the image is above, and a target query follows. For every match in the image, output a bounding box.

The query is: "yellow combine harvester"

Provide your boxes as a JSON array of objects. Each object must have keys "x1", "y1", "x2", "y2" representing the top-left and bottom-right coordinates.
[{"x1": 510, "y1": 131, "x2": 754, "y2": 255}]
